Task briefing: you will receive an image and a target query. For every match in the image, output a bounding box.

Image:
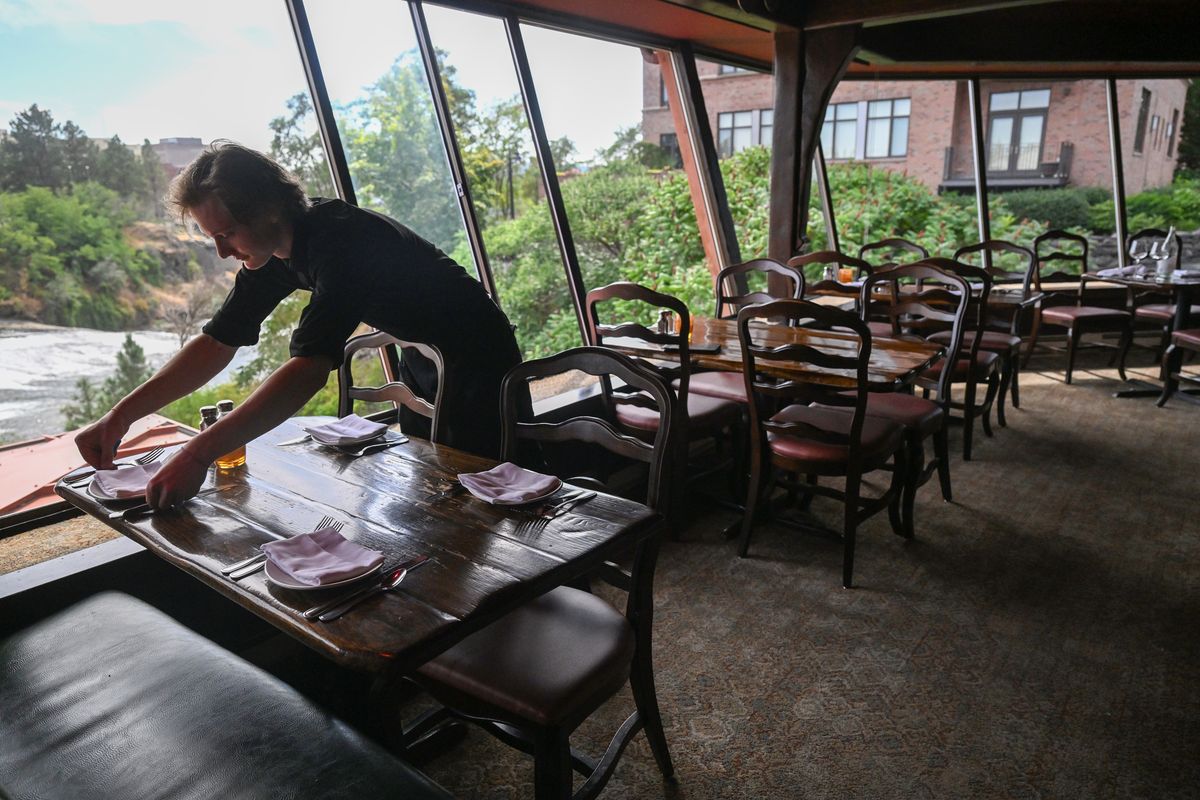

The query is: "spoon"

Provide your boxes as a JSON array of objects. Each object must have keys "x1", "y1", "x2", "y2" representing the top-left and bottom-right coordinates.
[{"x1": 316, "y1": 566, "x2": 410, "y2": 622}]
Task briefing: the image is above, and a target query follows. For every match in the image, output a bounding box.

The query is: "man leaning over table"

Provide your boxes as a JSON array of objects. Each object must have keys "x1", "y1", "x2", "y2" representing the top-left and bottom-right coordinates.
[{"x1": 76, "y1": 141, "x2": 525, "y2": 509}]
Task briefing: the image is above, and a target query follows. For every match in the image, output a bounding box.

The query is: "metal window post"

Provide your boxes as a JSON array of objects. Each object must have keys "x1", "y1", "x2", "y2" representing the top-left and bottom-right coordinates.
[
  {"x1": 505, "y1": 16, "x2": 589, "y2": 342},
  {"x1": 815, "y1": 140, "x2": 838, "y2": 253},
  {"x1": 410, "y1": 0, "x2": 499, "y2": 301},
  {"x1": 284, "y1": 0, "x2": 357, "y2": 206},
  {"x1": 1106, "y1": 78, "x2": 1129, "y2": 267},
  {"x1": 967, "y1": 77, "x2": 992, "y2": 268}
]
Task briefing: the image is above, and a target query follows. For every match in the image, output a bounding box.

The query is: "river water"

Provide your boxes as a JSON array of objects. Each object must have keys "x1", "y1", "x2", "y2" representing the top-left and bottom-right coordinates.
[{"x1": 0, "y1": 323, "x2": 256, "y2": 444}]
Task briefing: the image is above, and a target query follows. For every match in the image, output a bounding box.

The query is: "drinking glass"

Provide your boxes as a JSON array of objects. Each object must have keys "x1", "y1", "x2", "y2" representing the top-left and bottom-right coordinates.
[
  {"x1": 838, "y1": 267, "x2": 857, "y2": 283},
  {"x1": 1129, "y1": 240, "x2": 1148, "y2": 274}
]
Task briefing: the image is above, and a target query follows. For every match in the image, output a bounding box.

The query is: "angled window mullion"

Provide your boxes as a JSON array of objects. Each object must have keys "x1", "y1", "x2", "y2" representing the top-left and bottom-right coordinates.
[
  {"x1": 967, "y1": 77, "x2": 992, "y2": 268},
  {"x1": 815, "y1": 140, "x2": 838, "y2": 254},
  {"x1": 1106, "y1": 79, "x2": 1129, "y2": 267},
  {"x1": 410, "y1": 0, "x2": 499, "y2": 303},
  {"x1": 284, "y1": 0, "x2": 357, "y2": 206},
  {"x1": 505, "y1": 15, "x2": 589, "y2": 342}
]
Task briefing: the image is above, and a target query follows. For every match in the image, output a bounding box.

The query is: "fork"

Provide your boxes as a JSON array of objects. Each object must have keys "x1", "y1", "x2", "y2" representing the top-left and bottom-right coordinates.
[
  {"x1": 226, "y1": 516, "x2": 343, "y2": 580},
  {"x1": 67, "y1": 447, "x2": 165, "y2": 488}
]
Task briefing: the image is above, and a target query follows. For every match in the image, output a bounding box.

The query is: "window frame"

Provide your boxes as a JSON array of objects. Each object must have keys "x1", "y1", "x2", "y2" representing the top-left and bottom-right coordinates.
[
  {"x1": 1133, "y1": 87, "x2": 1151, "y2": 154},
  {"x1": 864, "y1": 97, "x2": 910, "y2": 159},
  {"x1": 985, "y1": 89, "x2": 1050, "y2": 174}
]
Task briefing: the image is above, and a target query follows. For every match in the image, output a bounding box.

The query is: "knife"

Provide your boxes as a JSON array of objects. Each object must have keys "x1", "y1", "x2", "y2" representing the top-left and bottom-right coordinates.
[
  {"x1": 106, "y1": 486, "x2": 227, "y2": 520},
  {"x1": 546, "y1": 490, "x2": 597, "y2": 518},
  {"x1": 302, "y1": 554, "x2": 430, "y2": 619}
]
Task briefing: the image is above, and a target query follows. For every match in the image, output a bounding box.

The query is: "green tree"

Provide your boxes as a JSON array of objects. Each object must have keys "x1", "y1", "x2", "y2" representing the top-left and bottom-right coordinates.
[
  {"x1": 1176, "y1": 79, "x2": 1200, "y2": 176},
  {"x1": 140, "y1": 139, "x2": 165, "y2": 218},
  {"x1": 61, "y1": 334, "x2": 154, "y2": 428},
  {"x1": 269, "y1": 93, "x2": 336, "y2": 199},
  {"x1": 61, "y1": 121, "x2": 97, "y2": 185},
  {"x1": 0, "y1": 104, "x2": 66, "y2": 191},
  {"x1": 95, "y1": 135, "x2": 143, "y2": 197}
]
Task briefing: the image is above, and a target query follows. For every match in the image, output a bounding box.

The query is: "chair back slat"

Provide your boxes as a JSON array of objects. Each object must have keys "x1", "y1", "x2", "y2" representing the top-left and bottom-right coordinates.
[
  {"x1": 338, "y1": 330, "x2": 446, "y2": 442},
  {"x1": 737, "y1": 299, "x2": 872, "y2": 452},
  {"x1": 954, "y1": 239, "x2": 1036, "y2": 294},
  {"x1": 1033, "y1": 229, "x2": 1089, "y2": 300},
  {"x1": 714, "y1": 258, "x2": 803, "y2": 319},
  {"x1": 858, "y1": 237, "x2": 929, "y2": 268},
  {"x1": 500, "y1": 346, "x2": 673, "y2": 511},
  {"x1": 863, "y1": 261, "x2": 972, "y2": 404}
]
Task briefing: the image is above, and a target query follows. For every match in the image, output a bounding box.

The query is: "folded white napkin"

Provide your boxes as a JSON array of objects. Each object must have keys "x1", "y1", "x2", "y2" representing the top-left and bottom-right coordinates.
[
  {"x1": 1096, "y1": 266, "x2": 1140, "y2": 278},
  {"x1": 458, "y1": 462, "x2": 562, "y2": 505},
  {"x1": 91, "y1": 462, "x2": 164, "y2": 500},
  {"x1": 261, "y1": 528, "x2": 385, "y2": 587},
  {"x1": 302, "y1": 414, "x2": 387, "y2": 446}
]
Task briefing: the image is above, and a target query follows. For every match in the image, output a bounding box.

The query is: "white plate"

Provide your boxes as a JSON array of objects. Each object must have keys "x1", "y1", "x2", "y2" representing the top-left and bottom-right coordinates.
[
  {"x1": 489, "y1": 479, "x2": 564, "y2": 507},
  {"x1": 263, "y1": 559, "x2": 383, "y2": 591}
]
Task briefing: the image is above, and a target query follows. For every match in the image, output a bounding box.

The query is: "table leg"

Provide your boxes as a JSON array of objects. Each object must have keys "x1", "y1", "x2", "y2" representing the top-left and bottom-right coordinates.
[{"x1": 1113, "y1": 284, "x2": 1198, "y2": 400}]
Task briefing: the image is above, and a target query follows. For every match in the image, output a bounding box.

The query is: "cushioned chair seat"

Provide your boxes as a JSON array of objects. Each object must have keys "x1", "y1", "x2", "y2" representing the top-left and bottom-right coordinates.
[
  {"x1": 927, "y1": 329, "x2": 1022, "y2": 350},
  {"x1": 684, "y1": 371, "x2": 748, "y2": 403},
  {"x1": 616, "y1": 390, "x2": 739, "y2": 430},
  {"x1": 1039, "y1": 306, "x2": 1131, "y2": 324},
  {"x1": 0, "y1": 592, "x2": 451, "y2": 800},
  {"x1": 868, "y1": 320, "x2": 895, "y2": 338},
  {"x1": 919, "y1": 350, "x2": 1000, "y2": 383},
  {"x1": 857, "y1": 392, "x2": 944, "y2": 437},
  {"x1": 1134, "y1": 303, "x2": 1200, "y2": 321},
  {"x1": 1173, "y1": 328, "x2": 1200, "y2": 348},
  {"x1": 418, "y1": 587, "x2": 634, "y2": 728},
  {"x1": 766, "y1": 404, "x2": 904, "y2": 468}
]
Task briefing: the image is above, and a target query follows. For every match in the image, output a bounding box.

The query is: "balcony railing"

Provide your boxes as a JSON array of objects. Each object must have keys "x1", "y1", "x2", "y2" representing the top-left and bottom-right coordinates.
[{"x1": 942, "y1": 141, "x2": 1074, "y2": 188}]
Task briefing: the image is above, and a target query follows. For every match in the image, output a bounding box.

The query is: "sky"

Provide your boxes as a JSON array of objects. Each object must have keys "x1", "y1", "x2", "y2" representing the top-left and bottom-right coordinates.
[{"x1": 0, "y1": 0, "x2": 644, "y2": 160}]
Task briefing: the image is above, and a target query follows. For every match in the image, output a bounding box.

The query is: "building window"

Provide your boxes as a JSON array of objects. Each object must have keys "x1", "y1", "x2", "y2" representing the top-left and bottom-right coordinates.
[
  {"x1": 717, "y1": 64, "x2": 749, "y2": 75},
  {"x1": 759, "y1": 108, "x2": 773, "y2": 147},
  {"x1": 659, "y1": 75, "x2": 668, "y2": 108},
  {"x1": 1150, "y1": 114, "x2": 1161, "y2": 149},
  {"x1": 986, "y1": 88, "x2": 1049, "y2": 173},
  {"x1": 659, "y1": 133, "x2": 681, "y2": 168},
  {"x1": 1133, "y1": 88, "x2": 1151, "y2": 154},
  {"x1": 865, "y1": 98, "x2": 910, "y2": 158},
  {"x1": 821, "y1": 102, "x2": 858, "y2": 160},
  {"x1": 1168, "y1": 108, "x2": 1179, "y2": 156},
  {"x1": 717, "y1": 110, "x2": 753, "y2": 157}
]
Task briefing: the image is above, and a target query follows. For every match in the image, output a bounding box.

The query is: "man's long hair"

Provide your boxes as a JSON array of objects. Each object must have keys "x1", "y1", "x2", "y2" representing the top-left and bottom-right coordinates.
[{"x1": 167, "y1": 140, "x2": 309, "y2": 225}]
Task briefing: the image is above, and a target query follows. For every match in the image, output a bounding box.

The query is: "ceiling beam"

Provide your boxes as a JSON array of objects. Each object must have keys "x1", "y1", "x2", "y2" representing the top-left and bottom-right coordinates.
[{"x1": 801, "y1": 0, "x2": 1061, "y2": 30}]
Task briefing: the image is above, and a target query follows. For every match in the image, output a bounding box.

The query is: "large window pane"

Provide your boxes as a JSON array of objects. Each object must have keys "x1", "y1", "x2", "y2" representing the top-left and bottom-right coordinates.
[{"x1": 0, "y1": 2, "x2": 319, "y2": 563}]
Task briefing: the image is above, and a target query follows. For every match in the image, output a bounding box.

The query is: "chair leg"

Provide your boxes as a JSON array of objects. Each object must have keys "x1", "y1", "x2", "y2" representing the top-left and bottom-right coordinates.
[
  {"x1": 533, "y1": 728, "x2": 574, "y2": 800},
  {"x1": 842, "y1": 473, "x2": 861, "y2": 588},
  {"x1": 901, "y1": 435, "x2": 922, "y2": 538},
  {"x1": 628, "y1": 647, "x2": 675, "y2": 782},
  {"x1": 1023, "y1": 309, "x2": 1042, "y2": 368},
  {"x1": 962, "y1": 378, "x2": 978, "y2": 461},
  {"x1": 798, "y1": 473, "x2": 817, "y2": 511},
  {"x1": 1116, "y1": 323, "x2": 1132, "y2": 382},
  {"x1": 1009, "y1": 348, "x2": 1021, "y2": 408},
  {"x1": 1064, "y1": 325, "x2": 1081, "y2": 384},
  {"x1": 995, "y1": 356, "x2": 1010, "y2": 428},
  {"x1": 890, "y1": 445, "x2": 912, "y2": 539},
  {"x1": 933, "y1": 424, "x2": 952, "y2": 502},
  {"x1": 738, "y1": 451, "x2": 766, "y2": 558},
  {"x1": 980, "y1": 373, "x2": 1000, "y2": 439},
  {"x1": 1157, "y1": 344, "x2": 1182, "y2": 407}
]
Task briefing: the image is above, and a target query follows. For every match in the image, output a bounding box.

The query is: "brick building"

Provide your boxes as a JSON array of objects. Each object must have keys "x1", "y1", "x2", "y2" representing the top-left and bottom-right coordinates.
[{"x1": 642, "y1": 62, "x2": 1188, "y2": 195}]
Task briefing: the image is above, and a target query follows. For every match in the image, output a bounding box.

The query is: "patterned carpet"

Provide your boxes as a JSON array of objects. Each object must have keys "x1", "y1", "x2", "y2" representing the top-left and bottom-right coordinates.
[{"x1": 414, "y1": 344, "x2": 1200, "y2": 799}]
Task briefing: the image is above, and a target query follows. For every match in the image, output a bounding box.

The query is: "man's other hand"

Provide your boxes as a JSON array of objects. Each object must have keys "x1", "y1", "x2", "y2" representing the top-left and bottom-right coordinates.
[
  {"x1": 145, "y1": 448, "x2": 210, "y2": 509},
  {"x1": 75, "y1": 411, "x2": 129, "y2": 470}
]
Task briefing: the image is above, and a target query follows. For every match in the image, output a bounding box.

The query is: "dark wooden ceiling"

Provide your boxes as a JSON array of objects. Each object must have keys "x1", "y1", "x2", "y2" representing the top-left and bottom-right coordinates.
[{"x1": 452, "y1": 0, "x2": 1200, "y2": 78}]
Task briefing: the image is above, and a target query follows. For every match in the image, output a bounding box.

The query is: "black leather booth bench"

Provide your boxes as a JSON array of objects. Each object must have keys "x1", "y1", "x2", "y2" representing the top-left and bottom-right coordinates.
[{"x1": 0, "y1": 591, "x2": 453, "y2": 800}]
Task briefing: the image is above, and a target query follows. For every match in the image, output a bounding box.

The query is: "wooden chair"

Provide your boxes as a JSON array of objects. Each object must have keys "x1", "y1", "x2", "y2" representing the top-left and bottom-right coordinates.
[
  {"x1": 689, "y1": 258, "x2": 805, "y2": 405},
  {"x1": 1125, "y1": 228, "x2": 1196, "y2": 358},
  {"x1": 858, "y1": 237, "x2": 929, "y2": 268},
  {"x1": 337, "y1": 330, "x2": 446, "y2": 441},
  {"x1": 586, "y1": 282, "x2": 742, "y2": 514},
  {"x1": 914, "y1": 258, "x2": 1004, "y2": 461},
  {"x1": 411, "y1": 346, "x2": 676, "y2": 800},
  {"x1": 856, "y1": 263, "x2": 971, "y2": 537},
  {"x1": 1029, "y1": 230, "x2": 1132, "y2": 384},
  {"x1": 949, "y1": 240, "x2": 1037, "y2": 426},
  {"x1": 788, "y1": 250, "x2": 889, "y2": 335},
  {"x1": 736, "y1": 299, "x2": 907, "y2": 588},
  {"x1": 1157, "y1": 328, "x2": 1200, "y2": 406}
]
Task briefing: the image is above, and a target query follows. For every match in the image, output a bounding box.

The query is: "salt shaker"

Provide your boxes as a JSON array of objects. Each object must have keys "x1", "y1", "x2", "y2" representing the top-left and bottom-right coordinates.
[{"x1": 656, "y1": 309, "x2": 674, "y2": 335}]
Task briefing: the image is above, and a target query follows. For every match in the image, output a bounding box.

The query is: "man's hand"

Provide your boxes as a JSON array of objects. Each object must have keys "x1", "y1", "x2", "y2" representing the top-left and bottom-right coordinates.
[
  {"x1": 145, "y1": 448, "x2": 210, "y2": 509},
  {"x1": 75, "y1": 411, "x2": 129, "y2": 470}
]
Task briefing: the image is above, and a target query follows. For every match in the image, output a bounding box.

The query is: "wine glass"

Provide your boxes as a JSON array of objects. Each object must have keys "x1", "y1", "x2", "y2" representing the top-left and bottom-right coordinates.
[{"x1": 1129, "y1": 240, "x2": 1148, "y2": 274}]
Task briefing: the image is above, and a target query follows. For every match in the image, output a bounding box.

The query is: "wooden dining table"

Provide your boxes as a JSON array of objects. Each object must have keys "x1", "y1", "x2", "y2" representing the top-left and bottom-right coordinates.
[
  {"x1": 608, "y1": 316, "x2": 944, "y2": 391},
  {"x1": 55, "y1": 419, "x2": 661, "y2": 677}
]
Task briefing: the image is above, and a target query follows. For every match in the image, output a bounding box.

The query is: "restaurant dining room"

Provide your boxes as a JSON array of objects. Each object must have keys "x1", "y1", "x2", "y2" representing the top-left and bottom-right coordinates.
[{"x1": 2, "y1": 1, "x2": 1199, "y2": 798}]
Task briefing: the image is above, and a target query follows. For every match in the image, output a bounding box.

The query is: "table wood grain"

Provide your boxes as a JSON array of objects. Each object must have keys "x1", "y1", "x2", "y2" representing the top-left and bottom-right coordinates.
[
  {"x1": 56, "y1": 421, "x2": 660, "y2": 675},
  {"x1": 609, "y1": 316, "x2": 944, "y2": 391}
]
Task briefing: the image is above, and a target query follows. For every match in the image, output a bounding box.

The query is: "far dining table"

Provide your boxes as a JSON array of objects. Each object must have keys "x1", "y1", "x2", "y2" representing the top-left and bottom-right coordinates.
[
  {"x1": 55, "y1": 421, "x2": 661, "y2": 677},
  {"x1": 609, "y1": 316, "x2": 945, "y2": 391},
  {"x1": 1084, "y1": 269, "x2": 1200, "y2": 400}
]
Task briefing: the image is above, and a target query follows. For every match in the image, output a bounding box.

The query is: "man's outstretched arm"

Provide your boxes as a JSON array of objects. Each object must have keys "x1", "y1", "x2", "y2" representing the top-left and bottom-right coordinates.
[
  {"x1": 76, "y1": 334, "x2": 237, "y2": 470},
  {"x1": 145, "y1": 354, "x2": 334, "y2": 508}
]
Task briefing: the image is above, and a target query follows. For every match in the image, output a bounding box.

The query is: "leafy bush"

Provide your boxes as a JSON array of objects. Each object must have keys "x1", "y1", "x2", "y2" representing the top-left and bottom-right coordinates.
[
  {"x1": 1000, "y1": 188, "x2": 1094, "y2": 230},
  {"x1": 1089, "y1": 179, "x2": 1200, "y2": 233}
]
